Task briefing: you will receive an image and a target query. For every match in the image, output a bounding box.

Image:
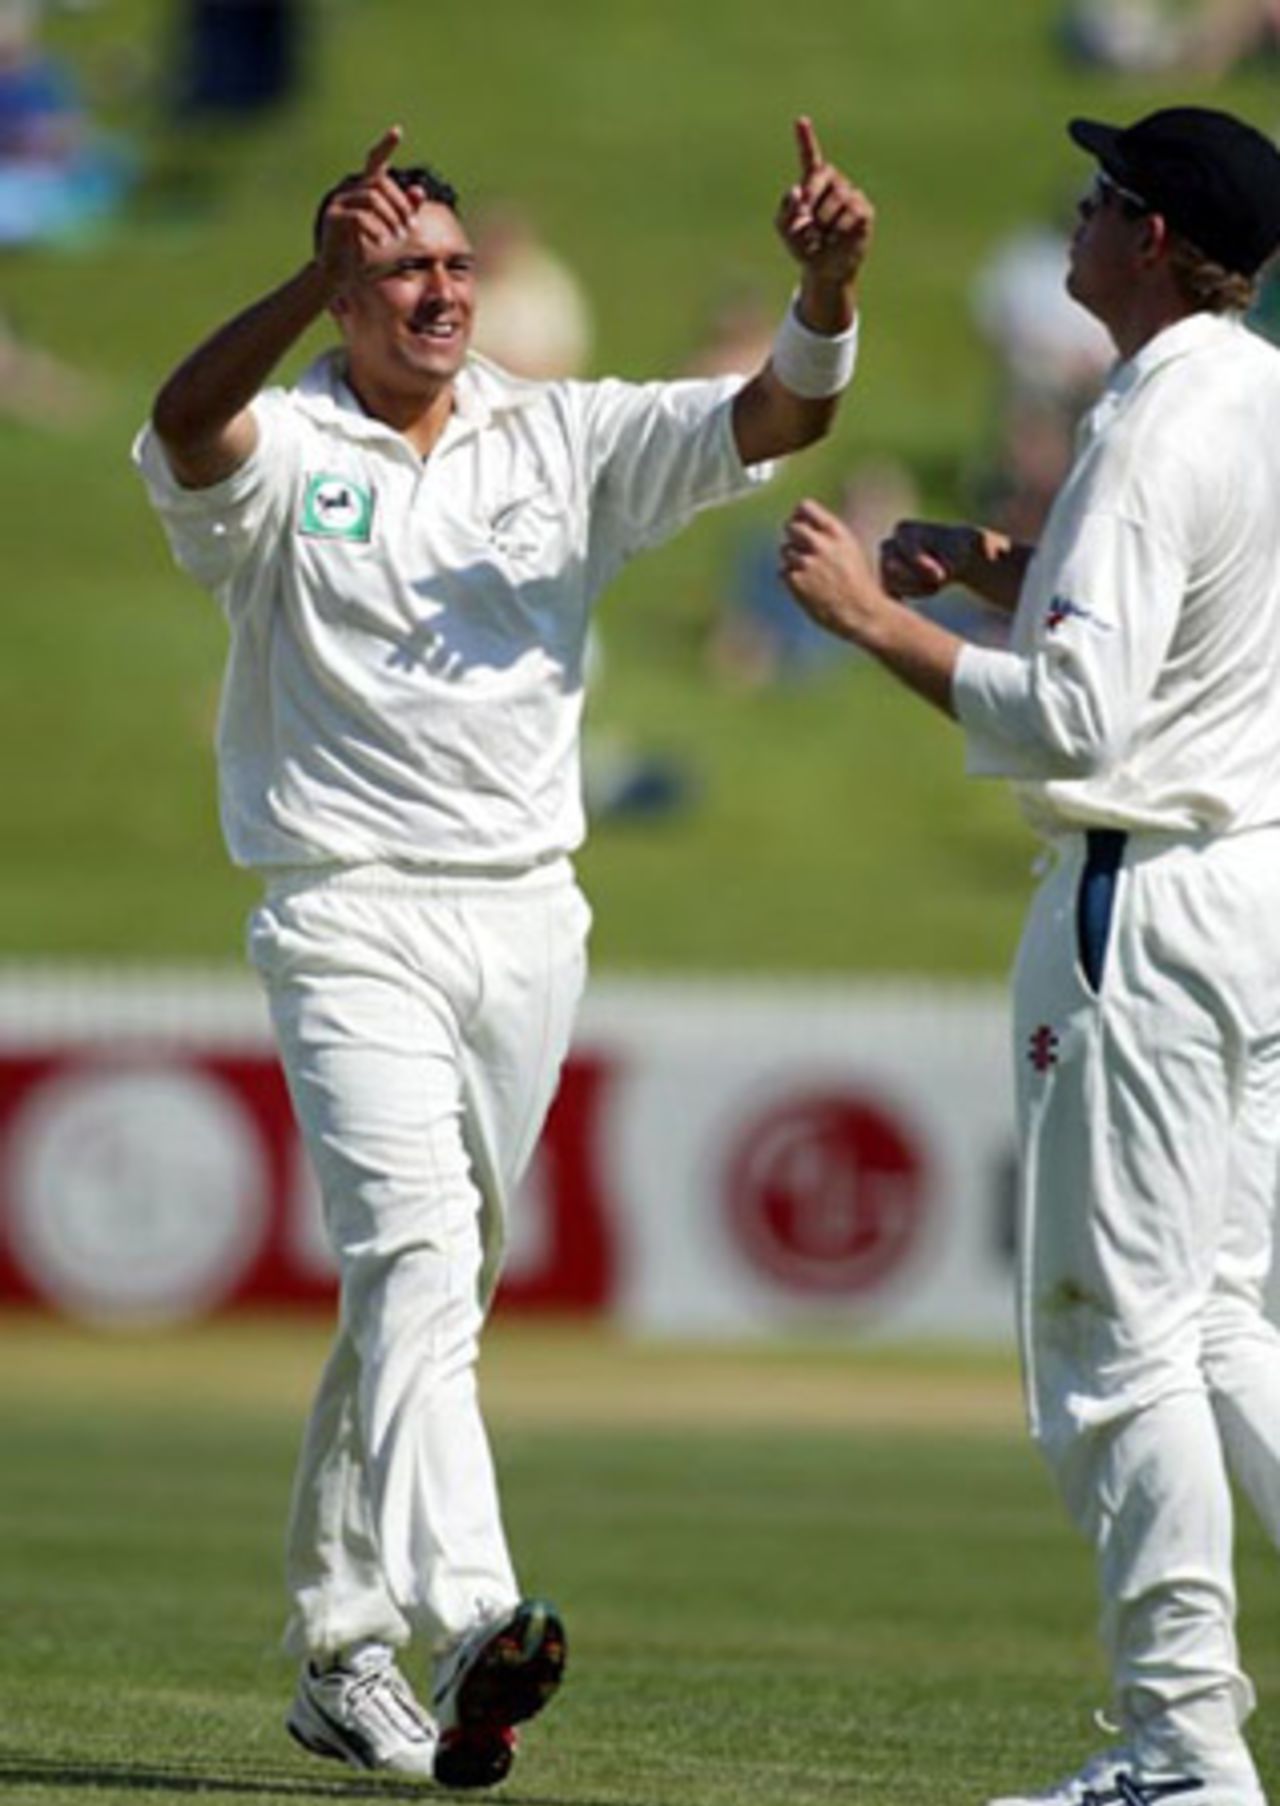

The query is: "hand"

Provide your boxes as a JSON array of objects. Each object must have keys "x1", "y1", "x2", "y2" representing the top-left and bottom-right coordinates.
[
  {"x1": 780, "y1": 498, "x2": 892, "y2": 646},
  {"x1": 316, "y1": 125, "x2": 425, "y2": 293},
  {"x1": 775, "y1": 117, "x2": 875, "y2": 290},
  {"x1": 878, "y1": 520, "x2": 982, "y2": 599}
]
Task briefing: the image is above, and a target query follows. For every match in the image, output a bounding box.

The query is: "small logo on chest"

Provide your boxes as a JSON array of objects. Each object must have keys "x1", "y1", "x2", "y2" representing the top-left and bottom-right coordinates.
[
  {"x1": 300, "y1": 473, "x2": 375, "y2": 543},
  {"x1": 1044, "y1": 594, "x2": 1111, "y2": 634}
]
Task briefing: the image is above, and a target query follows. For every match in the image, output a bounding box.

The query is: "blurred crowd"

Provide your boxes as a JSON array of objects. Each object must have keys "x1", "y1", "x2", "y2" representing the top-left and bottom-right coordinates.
[
  {"x1": 964, "y1": 0, "x2": 1280, "y2": 609},
  {"x1": 7, "y1": 0, "x2": 1280, "y2": 810},
  {"x1": 0, "y1": 0, "x2": 127, "y2": 425},
  {"x1": 0, "y1": 0, "x2": 307, "y2": 428},
  {"x1": 1062, "y1": 0, "x2": 1280, "y2": 75}
]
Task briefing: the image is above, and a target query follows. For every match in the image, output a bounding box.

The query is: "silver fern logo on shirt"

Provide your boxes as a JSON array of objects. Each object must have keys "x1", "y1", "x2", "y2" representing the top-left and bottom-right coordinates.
[{"x1": 301, "y1": 474, "x2": 375, "y2": 543}]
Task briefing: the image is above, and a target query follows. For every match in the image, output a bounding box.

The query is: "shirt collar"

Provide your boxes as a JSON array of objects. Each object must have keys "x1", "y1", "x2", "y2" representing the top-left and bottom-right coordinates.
[
  {"x1": 291, "y1": 348, "x2": 544, "y2": 450},
  {"x1": 1109, "y1": 310, "x2": 1242, "y2": 399},
  {"x1": 1077, "y1": 311, "x2": 1243, "y2": 446}
]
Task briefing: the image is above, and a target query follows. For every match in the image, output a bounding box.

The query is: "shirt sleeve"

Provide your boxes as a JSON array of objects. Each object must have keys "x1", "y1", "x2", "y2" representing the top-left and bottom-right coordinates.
[
  {"x1": 952, "y1": 505, "x2": 1190, "y2": 781},
  {"x1": 131, "y1": 391, "x2": 298, "y2": 612},
  {"x1": 580, "y1": 375, "x2": 774, "y2": 563}
]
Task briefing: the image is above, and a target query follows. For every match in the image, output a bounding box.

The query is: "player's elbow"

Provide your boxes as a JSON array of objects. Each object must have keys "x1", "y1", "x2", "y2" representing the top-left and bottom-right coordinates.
[
  {"x1": 150, "y1": 388, "x2": 257, "y2": 489},
  {"x1": 151, "y1": 379, "x2": 205, "y2": 452},
  {"x1": 731, "y1": 375, "x2": 836, "y2": 466},
  {"x1": 777, "y1": 393, "x2": 838, "y2": 455}
]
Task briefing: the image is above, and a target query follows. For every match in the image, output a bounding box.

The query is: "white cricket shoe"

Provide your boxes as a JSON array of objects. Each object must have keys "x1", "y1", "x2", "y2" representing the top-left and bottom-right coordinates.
[
  {"x1": 988, "y1": 1746, "x2": 1263, "y2": 1806},
  {"x1": 286, "y1": 1642, "x2": 438, "y2": 1779}
]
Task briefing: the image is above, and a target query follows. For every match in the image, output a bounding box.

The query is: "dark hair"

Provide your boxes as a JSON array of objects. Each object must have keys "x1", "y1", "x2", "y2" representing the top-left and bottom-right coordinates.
[
  {"x1": 311, "y1": 164, "x2": 461, "y2": 251},
  {"x1": 1167, "y1": 232, "x2": 1260, "y2": 313}
]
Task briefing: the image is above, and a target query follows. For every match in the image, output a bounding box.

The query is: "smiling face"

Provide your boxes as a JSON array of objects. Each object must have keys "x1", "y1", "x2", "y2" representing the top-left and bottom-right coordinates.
[{"x1": 333, "y1": 201, "x2": 477, "y2": 404}]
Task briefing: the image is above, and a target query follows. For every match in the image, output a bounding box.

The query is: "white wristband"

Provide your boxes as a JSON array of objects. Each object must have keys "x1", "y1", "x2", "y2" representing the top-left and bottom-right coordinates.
[{"x1": 770, "y1": 297, "x2": 859, "y2": 399}]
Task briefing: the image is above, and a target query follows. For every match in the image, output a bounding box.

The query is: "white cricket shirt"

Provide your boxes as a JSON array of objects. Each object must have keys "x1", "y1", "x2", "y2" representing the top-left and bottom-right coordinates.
[
  {"x1": 134, "y1": 351, "x2": 772, "y2": 870},
  {"x1": 952, "y1": 312, "x2": 1280, "y2": 839}
]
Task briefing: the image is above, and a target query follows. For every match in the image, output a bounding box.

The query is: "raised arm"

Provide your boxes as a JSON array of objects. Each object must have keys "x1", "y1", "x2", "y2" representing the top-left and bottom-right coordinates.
[
  {"x1": 731, "y1": 116, "x2": 874, "y2": 466},
  {"x1": 151, "y1": 126, "x2": 421, "y2": 489}
]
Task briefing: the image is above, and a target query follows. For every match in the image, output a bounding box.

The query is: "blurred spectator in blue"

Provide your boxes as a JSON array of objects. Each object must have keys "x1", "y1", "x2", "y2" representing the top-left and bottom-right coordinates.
[
  {"x1": 694, "y1": 282, "x2": 841, "y2": 692},
  {"x1": 169, "y1": 0, "x2": 304, "y2": 121},
  {"x1": 139, "y1": 1, "x2": 308, "y2": 223},
  {"x1": 709, "y1": 522, "x2": 845, "y2": 689},
  {"x1": 581, "y1": 632, "x2": 698, "y2": 822},
  {"x1": 708, "y1": 462, "x2": 921, "y2": 690},
  {"x1": 0, "y1": 0, "x2": 134, "y2": 247},
  {"x1": 1061, "y1": 0, "x2": 1280, "y2": 74},
  {"x1": 0, "y1": 0, "x2": 128, "y2": 428}
]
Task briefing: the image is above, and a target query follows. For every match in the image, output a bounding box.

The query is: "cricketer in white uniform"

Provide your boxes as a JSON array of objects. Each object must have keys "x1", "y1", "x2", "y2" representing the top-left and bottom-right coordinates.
[
  {"x1": 780, "y1": 106, "x2": 1280, "y2": 1806},
  {"x1": 133, "y1": 120, "x2": 872, "y2": 1789}
]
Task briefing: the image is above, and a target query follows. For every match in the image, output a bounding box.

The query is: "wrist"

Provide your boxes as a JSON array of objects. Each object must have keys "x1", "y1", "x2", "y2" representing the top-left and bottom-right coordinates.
[
  {"x1": 771, "y1": 293, "x2": 859, "y2": 398},
  {"x1": 859, "y1": 590, "x2": 906, "y2": 660},
  {"x1": 298, "y1": 257, "x2": 346, "y2": 309},
  {"x1": 795, "y1": 270, "x2": 858, "y2": 335}
]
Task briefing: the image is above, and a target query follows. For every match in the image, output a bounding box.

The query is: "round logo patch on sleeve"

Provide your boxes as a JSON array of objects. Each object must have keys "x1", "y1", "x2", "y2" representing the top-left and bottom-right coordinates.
[{"x1": 300, "y1": 472, "x2": 375, "y2": 542}]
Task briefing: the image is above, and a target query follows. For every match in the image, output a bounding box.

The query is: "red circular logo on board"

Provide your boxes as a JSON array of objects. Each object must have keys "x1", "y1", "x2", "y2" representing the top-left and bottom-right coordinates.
[{"x1": 722, "y1": 1091, "x2": 929, "y2": 1297}]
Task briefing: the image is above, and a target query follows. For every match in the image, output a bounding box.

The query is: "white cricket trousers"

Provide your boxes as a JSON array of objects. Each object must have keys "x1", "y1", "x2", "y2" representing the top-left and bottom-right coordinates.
[
  {"x1": 247, "y1": 858, "x2": 591, "y2": 1661},
  {"x1": 1013, "y1": 826, "x2": 1280, "y2": 1782}
]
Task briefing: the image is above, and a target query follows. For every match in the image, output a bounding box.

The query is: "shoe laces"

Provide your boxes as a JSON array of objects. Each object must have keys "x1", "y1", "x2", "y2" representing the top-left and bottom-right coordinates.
[{"x1": 344, "y1": 1661, "x2": 434, "y2": 1741}]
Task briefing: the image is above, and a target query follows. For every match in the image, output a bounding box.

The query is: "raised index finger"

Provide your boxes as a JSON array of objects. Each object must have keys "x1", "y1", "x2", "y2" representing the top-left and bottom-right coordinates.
[
  {"x1": 362, "y1": 124, "x2": 403, "y2": 179},
  {"x1": 794, "y1": 115, "x2": 824, "y2": 179}
]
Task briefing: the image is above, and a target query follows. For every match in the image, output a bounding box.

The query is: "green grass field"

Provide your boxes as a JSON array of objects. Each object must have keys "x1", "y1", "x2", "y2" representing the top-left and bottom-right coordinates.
[
  {"x1": 6, "y1": 0, "x2": 1278, "y2": 970},
  {"x1": 0, "y1": 1320, "x2": 1277, "y2": 1806}
]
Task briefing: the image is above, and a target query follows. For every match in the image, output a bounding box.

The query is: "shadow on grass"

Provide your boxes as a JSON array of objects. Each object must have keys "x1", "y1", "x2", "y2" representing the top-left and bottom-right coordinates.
[
  {"x1": 0, "y1": 1752, "x2": 428, "y2": 1799},
  {"x1": 0, "y1": 1754, "x2": 615, "y2": 1803}
]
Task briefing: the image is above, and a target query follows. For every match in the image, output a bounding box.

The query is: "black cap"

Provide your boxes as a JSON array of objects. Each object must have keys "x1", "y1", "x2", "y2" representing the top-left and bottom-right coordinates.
[{"x1": 1068, "y1": 106, "x2": 1280, "y2": 276}]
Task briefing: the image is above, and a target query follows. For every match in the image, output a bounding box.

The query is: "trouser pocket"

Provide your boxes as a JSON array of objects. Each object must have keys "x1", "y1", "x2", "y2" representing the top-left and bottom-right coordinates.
[{"x1": 1075, "y1": 828, "x2": 1126, "y2": 996}]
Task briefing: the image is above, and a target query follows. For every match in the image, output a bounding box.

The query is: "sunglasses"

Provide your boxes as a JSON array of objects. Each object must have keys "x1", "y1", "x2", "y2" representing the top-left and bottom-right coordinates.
[{"x1": 1078, "y1": 169, "x2": 1152, "y2": 221}]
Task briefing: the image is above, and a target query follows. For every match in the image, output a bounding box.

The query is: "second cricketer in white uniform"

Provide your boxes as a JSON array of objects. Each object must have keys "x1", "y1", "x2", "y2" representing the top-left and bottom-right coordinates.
[
  {"x1": 133, "y1": 120, "x2": 872, "y2": 1790},
  {"x1": 780, "y1": 106, "x2": 1280, "y2": 1806}
]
